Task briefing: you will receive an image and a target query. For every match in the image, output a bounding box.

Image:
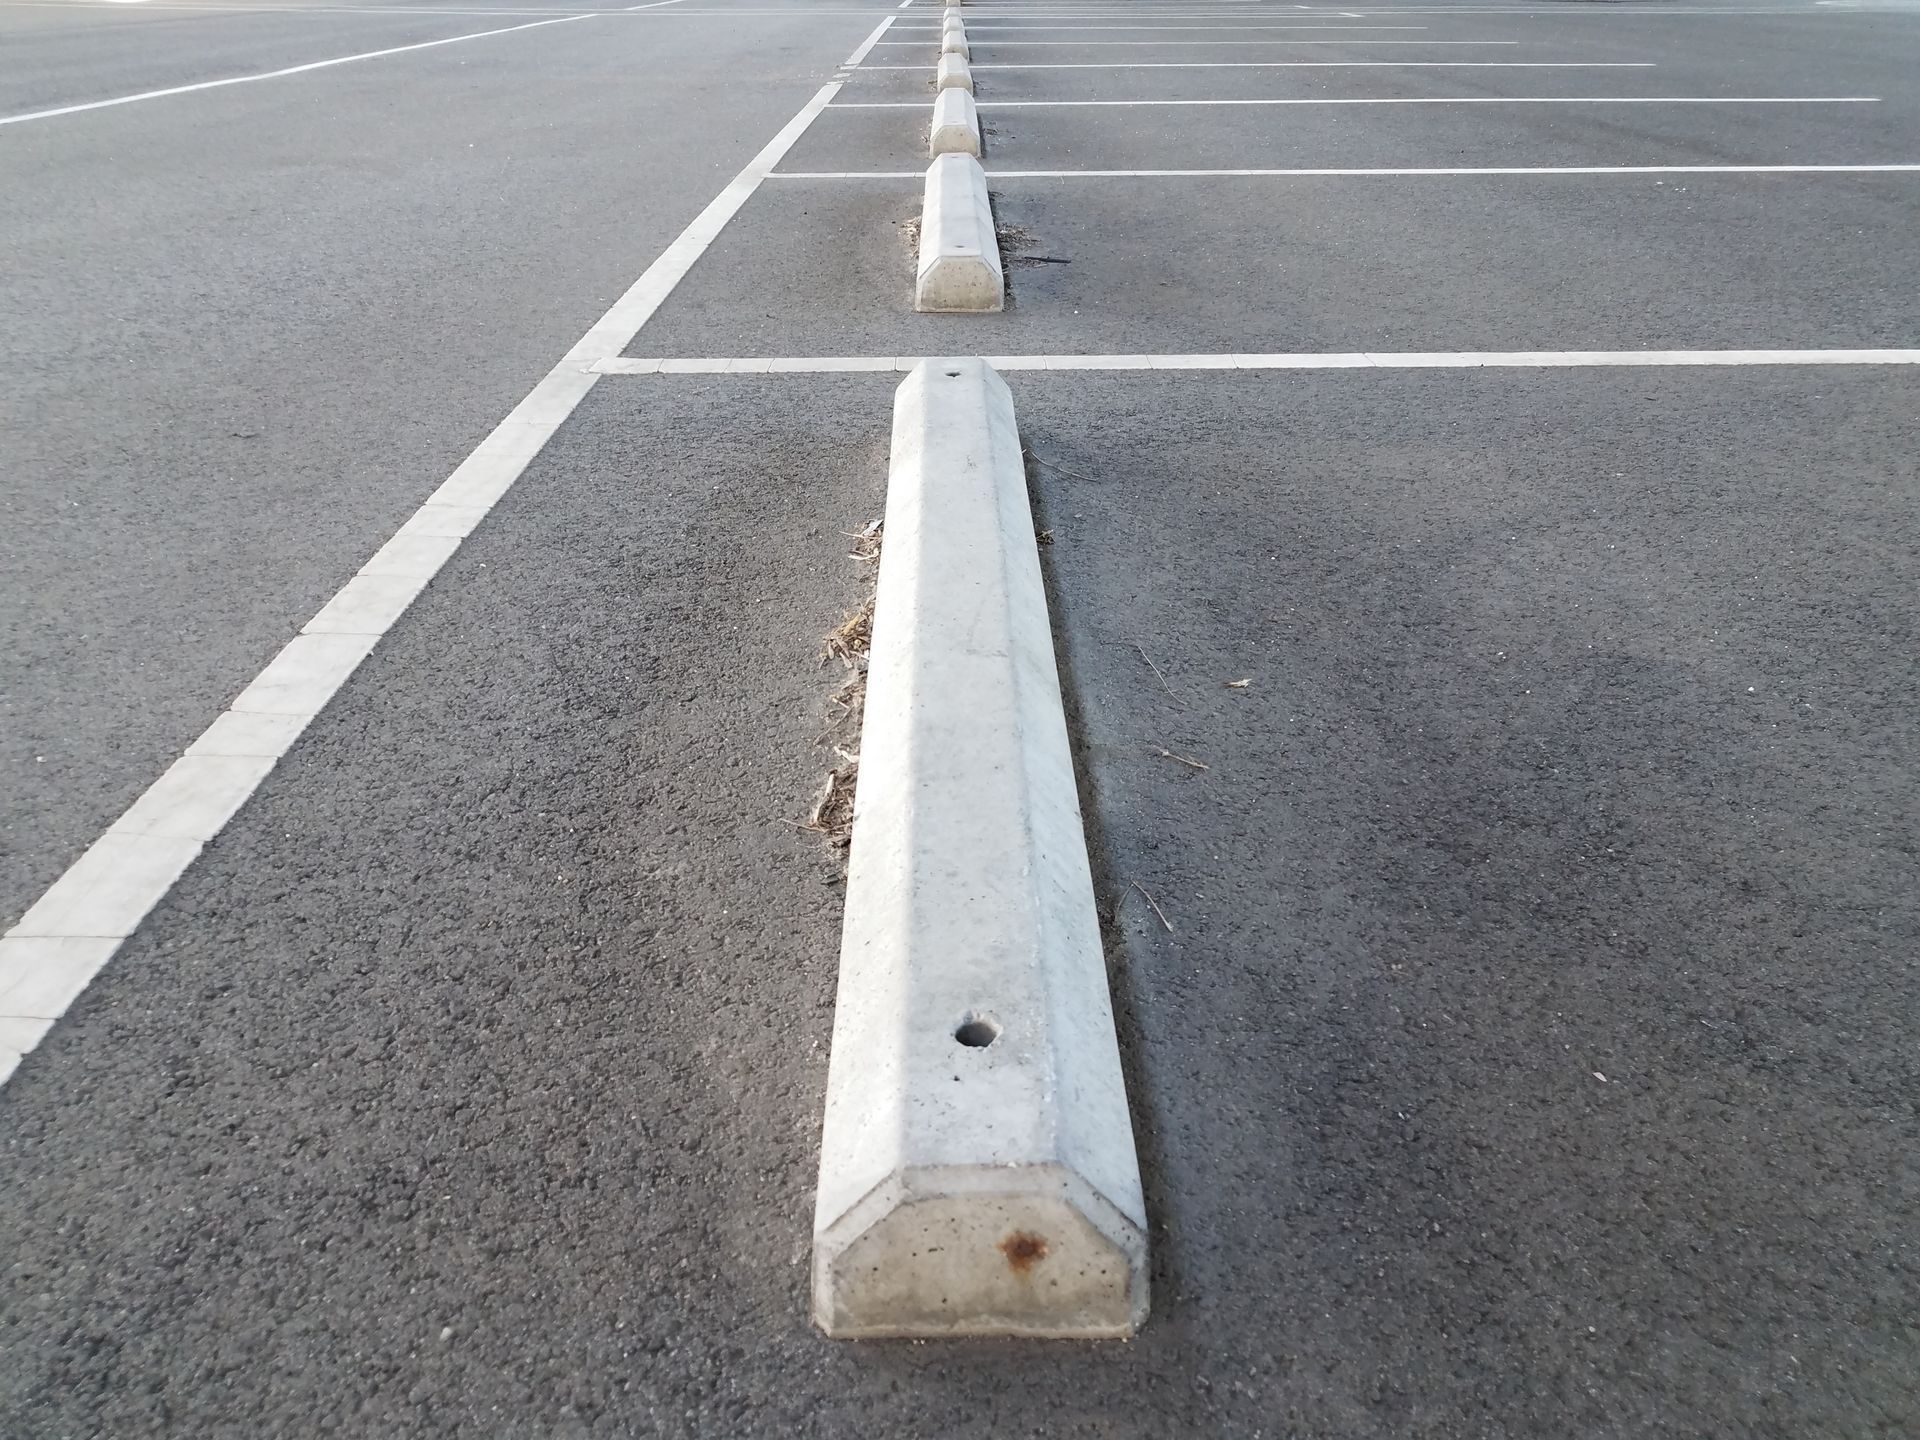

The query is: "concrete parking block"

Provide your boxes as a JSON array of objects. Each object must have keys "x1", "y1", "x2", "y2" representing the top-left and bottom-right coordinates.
[
  {"x1": 811, "y1": 359, "x2": 1148, "y2": 1339},
  {"x1": 930, "y1": 86, "x2": 981, "y2": 158},
  {"x1": 914, "y1": 153, "x2": 1001, "y2": 312},
  {"x1": 936, "y1": 53, "x2": 972, "y2": 93}
]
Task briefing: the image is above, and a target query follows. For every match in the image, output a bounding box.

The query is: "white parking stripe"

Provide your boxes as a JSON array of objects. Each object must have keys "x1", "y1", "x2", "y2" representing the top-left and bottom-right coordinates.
[
  {"x1": 0, "y1": 13, "x2": 594, "y2": 127},
  {"x1": 842, "y1": 11, "x2": 895, "y2": 67},
  {"x1": 772, "y1": 165, "x2": 1920, "y2": 178},
  {"x1": 828, "y1": 97, "x2": 1882, "y2": 108},
  {"x1": 872, "y1": 39, "x2": 1524, "y2": 45},
  {"x1": 861, "y1": 61, "x2": 1657, "y2": 69},
  {"x1": 896, "y1": 23, "x2": 1438, "y2": 29},
  {"x1": 894, "y1": 23, "x2": 1438, "y2": 29},
  {"x1": 0, "y1": 18, "x2": 898, "y2": 1085},
  {"x1": 593, "y1": 350, "x2": 1920, "y2": 375}
]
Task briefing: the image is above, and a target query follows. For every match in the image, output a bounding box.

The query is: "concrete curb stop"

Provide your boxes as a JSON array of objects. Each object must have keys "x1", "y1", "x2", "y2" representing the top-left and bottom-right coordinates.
[
  {"x1": 810, "y1": 359, "x2": 1150, "y2": 1339},
  {"x1": 936, "y1": 52, "x2": 972, "y2": 93},
  {"x1": 942, "y1": 29, "x2": 969, "y2": 61},
  {"x1": 929, "y1": 87, "x2": 981, "y2": 158},
  {"x1": 914, "y1": 153, "x2": 1002, "y2": 312}
]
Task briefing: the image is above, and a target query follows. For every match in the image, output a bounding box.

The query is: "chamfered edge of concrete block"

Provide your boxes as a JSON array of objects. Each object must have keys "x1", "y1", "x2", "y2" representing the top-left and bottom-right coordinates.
[
  {"x1": 929, "y1": 86, "x2": 981, "y2": 159},
  {"x1": 809, "y1": 359, "x2": 1148, "y2": 1340},
  {"x1": 914, "y1": 154, "x2": 1002, "y2": 313},
  {"x1": 942, "y1": 29, "x2": 968, "y2": 58},
  {"x1": 936, "y1": 52, "x2": 973, "y2": 92},
  {"x1": 814, "y1": 1165, "x2": 1148, "y2": 1339}
]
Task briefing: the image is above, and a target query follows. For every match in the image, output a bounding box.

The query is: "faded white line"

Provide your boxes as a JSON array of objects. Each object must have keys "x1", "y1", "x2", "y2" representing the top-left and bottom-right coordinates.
[
  {"x1": 828, "y1": 97, "x2": 1883, "y2": 108},
  {"x1": 593, "y1": 349, "x2": 1920, "y2": 375},
  {"x1": 0, "y1": 12, "x2": 592, "y2": 126},
  {"x1": 771, "y1": 164, "x2": 1920, "y2": 178},
  {"x1": 0, "y1": 37, "x2": 892, "y2": 1085}
]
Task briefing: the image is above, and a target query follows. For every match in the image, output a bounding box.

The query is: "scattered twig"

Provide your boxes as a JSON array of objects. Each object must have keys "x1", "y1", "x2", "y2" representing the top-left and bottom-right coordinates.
[
  {"x1": 801, "y1": 757, "x2": 860, "y2": 848},
  {"x1": 1132, "y1": 881, "x2": 1173, "y2": 933},
  {"x1": 846, "y1": 517, "x2": 883, "y2": 562},
  {"x1": 1022, "y1": 445, "x2": 1098, "y2": 485},
  {"x1": 823, "y1": 597, "x2": 874, "y2": 668},
  {"x1": 1153, "y1": 746, "x2": 1209, "y2": 773},
  {"x1": 1133, "y1": 641, "x2": 1181, "y2": 704},
  {"x1": 1224, "y1": 678, "x2": 1252, "y2": 689}
]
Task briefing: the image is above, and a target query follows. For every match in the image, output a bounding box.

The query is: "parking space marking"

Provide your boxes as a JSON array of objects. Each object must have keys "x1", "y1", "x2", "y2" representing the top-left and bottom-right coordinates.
[
  {"x1": 900, "y1": 24, "x2": 1440, "y2": 29},
  {"x1": 0, "y1": 11, "x2": 595, "y2": 126},
  {"x1": 862, "y1": 61, "x2": 1656, "y2": 69},
  {"x1": 893, "y1": 23, "x2": 1439, "y2": 30},
  {"x1": 873, "y1": 39, "x2": 1523, "y2": 45},
  {"x1": 829, "y1": 97, "x2": 1881, "y2": 108},
  {"x1": 594, "y1": 350, "x2": 1920, "y2": 375},
  {"x1": 842, "y1": 10, "x2": 894, "y2": 67},
  {"x1": 773, "y1": 164, "x2": 1920, "y2": 178},
  {"x1": 0, "y1": 17, "x2": 900, "y2": 1086}
]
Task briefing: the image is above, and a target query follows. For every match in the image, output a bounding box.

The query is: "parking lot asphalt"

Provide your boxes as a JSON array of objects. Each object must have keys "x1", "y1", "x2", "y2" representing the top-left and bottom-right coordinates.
[
  {"x1": 3, "y1": 0, "x2": 1917, "y2": 1435},
  {"x1": 0, "y1": 0, "x2": 879, "y2": 929}
]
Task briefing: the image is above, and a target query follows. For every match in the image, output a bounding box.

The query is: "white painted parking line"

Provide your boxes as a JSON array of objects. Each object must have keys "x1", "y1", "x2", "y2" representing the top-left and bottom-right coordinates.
[
  {"x1": 830, "y1": 97, "x2": 1882, "y2": 108},
  {"x1": 873, "y1": 39, "x2": 1523, "y2": 45},
  {"x1": 594, "y1": 350, "x2": 1920, "y2": 375},
  {"x1": 772, "y1": 164, "x2": 1920, "y2": 179},
  {"x1": 842, "y1": 12, "x2": 895, "y2": 67},
  {"x1": 0, "y1": 2, "x2": 697, "y2": 13},
  {"x1": 0, "y1": 19, "x2": 900, "y2": 1087},
  {"x1": 901, "y1": 23, "x2": 1438, "y2": 29},
  {"x1": 862, "y1": 61, "x2": 1657, "y2": 69},
  {"x1": 0, "y1": 13, "x2": 595, "y2": 127},
  {"x1": 894, "y1": 23, "x2": 1438, "y2": 29},
  {"x1": 1334, "y1": 7, "x2": 1878, "y2": 13}
]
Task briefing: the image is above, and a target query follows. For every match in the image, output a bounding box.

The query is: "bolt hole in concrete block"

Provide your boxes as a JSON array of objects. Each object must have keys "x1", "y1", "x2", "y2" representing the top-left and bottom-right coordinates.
[
  {"x1": 810, "y1": 360, "x2": 1148, "y2": 1340},
  {"x1": 954, "y1": 1015, "x2": 1000, "y2": 1047}
]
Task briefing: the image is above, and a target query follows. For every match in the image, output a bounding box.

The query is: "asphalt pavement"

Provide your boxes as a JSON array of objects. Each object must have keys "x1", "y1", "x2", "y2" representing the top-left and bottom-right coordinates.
[{"x1": 3, "y1": 0, "x2": 1916, "y2": 1435}]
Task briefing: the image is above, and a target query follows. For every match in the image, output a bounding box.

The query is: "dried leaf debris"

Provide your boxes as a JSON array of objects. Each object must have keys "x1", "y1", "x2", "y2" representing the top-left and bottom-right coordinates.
[{"x1": 802, "y1": 519, "x2": 882, "y2": 854}]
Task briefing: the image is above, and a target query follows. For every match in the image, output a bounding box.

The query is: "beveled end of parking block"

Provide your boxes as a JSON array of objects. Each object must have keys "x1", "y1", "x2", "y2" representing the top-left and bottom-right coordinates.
[
  {"x1": 929, "y1": 86, "x2": 980, "y2": 158},
  {"x1": 936, "y1": 52, "x2": 972, "y2": 92},
  {"x1": 915, "y1": 154, "x2": 1002, "y2": 312},
  {"x1": 814, "y1": 1165, "x2": 1148, "y2": 1339},
  {"x1": 941, "y1": 29, "x2": 968, "y2": 59}
]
